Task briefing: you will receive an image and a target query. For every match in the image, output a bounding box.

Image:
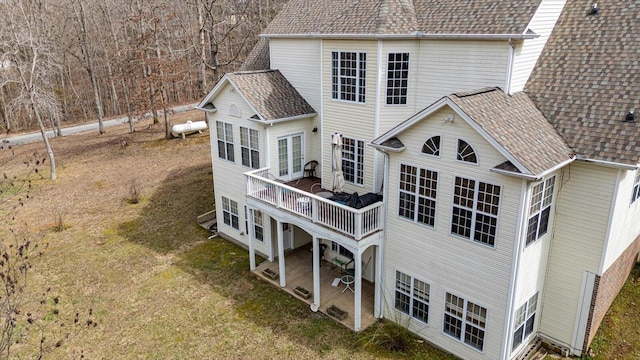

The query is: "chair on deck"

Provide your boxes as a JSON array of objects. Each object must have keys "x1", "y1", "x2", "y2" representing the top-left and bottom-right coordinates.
[{"x1": 304, "y1": 160, "x2": 318, "y2": 178}]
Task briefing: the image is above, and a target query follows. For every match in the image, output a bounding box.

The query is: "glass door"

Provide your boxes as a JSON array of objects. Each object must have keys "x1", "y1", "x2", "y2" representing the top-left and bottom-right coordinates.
[{"x1": 277, "y1": 133, "x2": 304, "y2": 181}]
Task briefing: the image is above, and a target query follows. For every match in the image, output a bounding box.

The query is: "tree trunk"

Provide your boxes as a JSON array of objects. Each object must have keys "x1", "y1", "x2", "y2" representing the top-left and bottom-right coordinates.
[
  {"x1": 31, "y1": 101, "x2": 56, "y2": 180},
  {"x1": 197, "y1": 0, "x2": 207, "y2": 96},
  {"x1": 0, "y1": 87, "x2": 8, "y2": 132},
  {"x1": 77, "y1": 0, "x2": 104, "y2": 134}
]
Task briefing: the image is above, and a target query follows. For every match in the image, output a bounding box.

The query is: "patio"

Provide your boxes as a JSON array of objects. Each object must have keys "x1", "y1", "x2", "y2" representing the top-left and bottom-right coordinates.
[{"x1": 253, "y1": 247, "x2": 378, "y2": 331}]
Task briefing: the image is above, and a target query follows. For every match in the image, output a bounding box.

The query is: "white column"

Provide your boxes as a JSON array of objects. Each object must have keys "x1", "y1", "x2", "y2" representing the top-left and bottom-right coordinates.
[
  {"x1": 276, "y1": 220, "x2": 286, "y2": 287},
  {"x1": 312, "y1": 236, "x2": 320, "y2": 308},
  {"x1": 354, "y1": 249, "x2": 362, "y2": 331},
  {"x1": 248, "y1": 208, "x2": 256, "y2": 271},
  {"x1": 374, "y1": 244, "x2": 383, "y2": 317}
]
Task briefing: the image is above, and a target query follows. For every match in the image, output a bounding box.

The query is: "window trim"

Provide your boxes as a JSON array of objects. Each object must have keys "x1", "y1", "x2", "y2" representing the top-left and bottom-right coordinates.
[
  {"x1": 221, "y1": 196, "x2": 239, "y2": 230},
  {"x1": 632, "y1": 172, "x2": 640, "y2": 204},
  {"x1": 216, "y1": 121, "x2": 235, "y2": 163},
  {"x1": 512, "y1": 292, "x2": 538, "y2": 351},
  {"x1": 385, "y1": 52, "x2": 410, "y2": 106},
  {"x1": 253, "y1": 209, "x2": 264, "y2": 242},
  {"x1": 331, "y1": 51, "x2": 367, "y2": 104},
  {"x1": 342, "y1": 136, "x2": 365, "y2": 186},
  {"x1": 240, "y1": 126, "x2": 260, "y2": 169},
  {"x1": 331, "y1": 241, "x2": 353, "y2": 259},
  {"x1": 526, "y1": 176, "x2": 555, "y2": 246},
  {"x1": 421, "y1": 135, "x2": 442, "y2": 158},
  {"x1": 450, "y1": 176, "x2": 501, "y2": 248},
  {"x1": 443, "y1": 291, "x2": 488, "y2": 352},
  {"x1": 456, "y1": 138, "x2": 479, "y2": 165},
  {"x1": 398, "y1": 163, "x2": 438, "y2": 228},
  {"x1": 394, "y1": 270, "x2": 430, "y2": 325}
]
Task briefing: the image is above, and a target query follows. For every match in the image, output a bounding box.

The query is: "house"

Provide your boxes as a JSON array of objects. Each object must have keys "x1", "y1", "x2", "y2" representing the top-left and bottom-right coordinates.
[{"x1": 197, "y1": 1, "x2": 639, "y2": 359}]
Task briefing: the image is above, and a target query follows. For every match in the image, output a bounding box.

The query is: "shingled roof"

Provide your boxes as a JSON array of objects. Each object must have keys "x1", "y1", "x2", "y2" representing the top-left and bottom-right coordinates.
[
  {"x1": 226, "y1": 70, "x2": 316, "y2": 121},
  {"x1": 264, "y1": 0, "x2": 542, "y2": 36},
  {"x1": 239, "y1": 39, "x2": 270, "y2": 72},
  {"x1": 526, "y1": 0, "x2": 640, "y2": 166},
  {"x1": 449, "y1": 88, "x2": 573, "y2": 176}
]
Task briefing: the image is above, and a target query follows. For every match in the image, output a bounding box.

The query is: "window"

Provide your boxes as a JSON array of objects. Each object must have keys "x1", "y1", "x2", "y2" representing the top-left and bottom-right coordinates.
[
  {"x1": 240, "y1": 127, "x2": 260, "y2": 169},
  {"x1": 512, "y1": 293, "x2": 538, "y2": 350},
  {"x1": 331, "y1": 241, "x2": 353, "y2": 259},
  {"x1": 342, "y1": 136, "x2": 364, "y2": 185},
  {"x1": 399, "y1": 164, "x2": 438, "y2": 227},
  {"x1": 632, "y1": 173, "x2": 640, "y2": 203},
  {"x1": 331, "y1": 51, "x2": 366, "y2": 103},
  {"x1": 253, "y1": 210, "x2": 264, "y2": 242},
  {"x1": 395, "y1": 271, "x2": 430, "y2": 324},
  {"x1": 526, "y1": 177, "x2": 555, "y2": 246},
  {"x1": 216, "y1": 121, "x2": 234, "y2": 162},
  {"x1": 422, "y1": 136, "x2": 441, "y2": 156},
  {"x1": 386, "y1": 53, "x2": 409, "y2": 105},
  {"x1": 451, "y1": 177, "x2": 501, "y2": 247},
  {"x1": 444, "y1": 292, "x2": 487, "y2": 351},
  {"x1": 457, "y1": 139, "x2": 477, "y2": 164},
  {"x1": 221, "y1": 196, "x2": 239, "y2": 229}
]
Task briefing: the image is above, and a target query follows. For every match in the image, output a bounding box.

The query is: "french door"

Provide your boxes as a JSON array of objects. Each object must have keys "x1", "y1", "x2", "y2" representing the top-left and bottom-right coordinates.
[{"x1": 277, "y1": 133, "x2": 304, "y2": 181}]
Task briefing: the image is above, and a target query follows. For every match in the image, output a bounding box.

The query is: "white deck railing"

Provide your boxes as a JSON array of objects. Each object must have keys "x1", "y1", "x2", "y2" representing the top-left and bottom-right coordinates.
[{"x1": 245, "y1": 168, "x2": 383, "y2": 240}]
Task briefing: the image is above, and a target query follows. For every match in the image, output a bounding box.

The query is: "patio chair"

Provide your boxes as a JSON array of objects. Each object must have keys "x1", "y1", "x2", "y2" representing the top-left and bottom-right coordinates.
[{"x1": 304, "y1": 160, "x2": 318, "y2": 178}]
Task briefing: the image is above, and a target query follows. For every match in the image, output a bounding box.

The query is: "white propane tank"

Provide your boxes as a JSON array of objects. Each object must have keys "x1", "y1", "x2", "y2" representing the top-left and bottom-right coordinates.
[{"x1": 171, "y1": 120, "x2": 207, "y2": 138}]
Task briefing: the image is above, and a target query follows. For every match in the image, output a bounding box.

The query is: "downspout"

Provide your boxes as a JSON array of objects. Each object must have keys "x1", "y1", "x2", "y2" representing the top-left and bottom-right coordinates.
[
  {"x1": 373, "y1": 40, "x2": 383, "y2": 192},
  {"x1": 501, "y1": 178, "x2": 530, "y2": 359},
  {"x1": 504, "y1": 39, "x2": 515, "y2": 95},
  {"x1": 373, "y1": 148, "x2": 391, "y2": 318},
  {"x1": 320, "y1": 39, "x2": 325, "y2": 183}
]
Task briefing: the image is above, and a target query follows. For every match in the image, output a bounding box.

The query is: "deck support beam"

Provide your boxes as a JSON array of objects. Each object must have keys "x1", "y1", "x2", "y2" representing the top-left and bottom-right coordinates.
[
  {"x1": 277, "y1": 220, "x2": 286, "y2": 287},
  {"x1": 248, "y1": 208, "x2": 256, "y2": 271},
  {"x1": 354, "y1": 249, "x2": 362, "y2": 331},
  {"x1": 312, "y1": 236, "x2": 321, "y2": 308}
]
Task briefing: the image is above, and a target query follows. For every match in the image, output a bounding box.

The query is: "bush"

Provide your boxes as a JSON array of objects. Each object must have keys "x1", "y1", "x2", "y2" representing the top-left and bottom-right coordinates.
[{"x1": 359, "y1": 319, "x2": 416, "y2": 354}]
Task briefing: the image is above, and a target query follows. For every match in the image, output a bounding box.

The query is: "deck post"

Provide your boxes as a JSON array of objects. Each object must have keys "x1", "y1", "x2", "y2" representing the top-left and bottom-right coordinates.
[
  {"x1": 354, "y1": 249, "x2": 362, "y2": 331},
  {"x1": 248, "y1": 208, "x2": 256, "y2": 271},
  {"x1": 276, "y1": 220, "x2": 286, "y2": 287},
  {"x1": 374, "y1": 244, "x2": 383, "y2": 317},
  {"x1": 312, "y1": 236, "x2": 321, "y2": 308}
]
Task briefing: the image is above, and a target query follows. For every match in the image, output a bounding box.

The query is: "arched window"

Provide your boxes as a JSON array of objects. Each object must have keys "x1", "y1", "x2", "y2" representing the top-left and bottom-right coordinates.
[
  {"x1": 421, "y1": 136, "x2": 441, "y2": 156},
  {"x1": 229, "y1": 104, "x2": 241, "y2": 117},
  {"x1": 457, "y1": 139, "x2": 477, "y2": 164}
]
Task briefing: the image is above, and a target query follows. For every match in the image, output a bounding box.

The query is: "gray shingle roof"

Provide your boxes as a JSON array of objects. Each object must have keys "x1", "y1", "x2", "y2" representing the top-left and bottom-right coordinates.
[
  {"x1": 239, "y1": 38, "x2": 270, "y2": 71},
  {"x1": 227, "y1": 70, "x2": 316, "y2": 121},
  {"x1": 264, "y1": 0, "x2": 542, "y2": 36},
  {"x1": 449, "y1": 88, "x2": 573, "y2": 176},
  {"x1": 526, "y1": 0, "x2": 640, "y2": 165}
]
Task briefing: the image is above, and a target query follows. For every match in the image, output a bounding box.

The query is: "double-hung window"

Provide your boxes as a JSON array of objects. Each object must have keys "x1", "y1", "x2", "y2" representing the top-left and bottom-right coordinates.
[
  {"x1": 386, "y1": 53, "x2": 409, "y2": 105},
  {"x1": 216, "y1": 121, "x2": 234, "y2": 162},
  {"x1": 451, "y1": 176, "x2": 501, "y2": 247},
  {"x1": 253, "y1": 210, "x2": 264, "y2": 242},
  {"x1": 221, "y1": 196, "x2": 239, "y2": 229},
  {"x1": 240, "y1": 127, "x2": 260, "y2": 169},
  {"x1": 342, "y1": 136, "x2": 364, "y2": 185},
  {"x1": 395, "y1": 271, "x2": 430, "y2": 324},
  {"x1": 632, "y1": 173, "x2": 640, "y2": 203},
  {"x1": 526, "y1": 177, "x2": 555, "y2": 246},
  {"x1": 399, "y1": 164, "x2": 437, "y2": 227},
  {"x1": 444, "y1": 292, "x2": 488, "y2": 351},
  {"x1": 331, "y1": 51, "x2": 366, "y2": 103},
  {"x1": 512, "y1": 293, "x2": 538, "y2": 350}
]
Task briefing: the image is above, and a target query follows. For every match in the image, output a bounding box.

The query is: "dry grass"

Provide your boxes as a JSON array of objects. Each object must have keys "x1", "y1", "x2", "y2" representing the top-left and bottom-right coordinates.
[{"x1": 1, "y1": 111, "x2": 453, "y2": 359}]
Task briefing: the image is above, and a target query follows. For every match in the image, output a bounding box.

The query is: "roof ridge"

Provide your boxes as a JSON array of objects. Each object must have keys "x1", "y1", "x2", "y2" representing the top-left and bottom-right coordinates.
[
  {"x1": 232, "y1": 69, "x2": 277, "y2": 76},
  {"x1": 452, "y1": 87, "x2": 500, "y2": 98}
]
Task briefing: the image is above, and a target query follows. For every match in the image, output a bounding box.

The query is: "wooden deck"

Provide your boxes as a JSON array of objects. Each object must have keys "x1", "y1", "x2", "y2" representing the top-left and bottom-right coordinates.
[{"x1": 254, "y1": 247, "x2": 377, "y2": 331}]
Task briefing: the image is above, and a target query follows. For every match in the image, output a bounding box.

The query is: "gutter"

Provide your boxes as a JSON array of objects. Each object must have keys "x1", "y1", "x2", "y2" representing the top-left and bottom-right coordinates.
[
  {"x1": 369, "y1": 143, "x2": 405, "y2": 153},
  {"x1": 575, "y1": 156, "x2": 638, "y2": 170},
  {"x1": 491, "y1": 157, "x2": 576, "y2": 181},
  {"x1": 262, "y1": 33, "x2": 539, "y2": 41},
  {"x1": 194, "y1": 106, "x2": 217, "y2": 113},
  {"x1": 250, "y1": 112, "x2": 318, "y2": 125}
]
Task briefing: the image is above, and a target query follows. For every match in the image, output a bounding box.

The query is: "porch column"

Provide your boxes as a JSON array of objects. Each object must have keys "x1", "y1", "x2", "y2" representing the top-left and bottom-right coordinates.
[
  {"x1": 374, "y1": 244, "x2": 383, "y2": 317},
  {"x1": 248, "y1": 209, "x2": 256, "y2": 271},
  {"x1": 354, "y1": 249, "x2": 362, "y2": 331},
  {"x1": 276, "y1": 220, "x2": 286, "y2": 287},
  {"x1": 312, "y1": 236, "x2": 320, "y2": 308}
]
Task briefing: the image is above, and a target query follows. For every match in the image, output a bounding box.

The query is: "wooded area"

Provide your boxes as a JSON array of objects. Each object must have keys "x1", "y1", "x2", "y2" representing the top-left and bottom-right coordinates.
[{"x1": 0, "y1": 0, "x2": 286, "y2": 133}]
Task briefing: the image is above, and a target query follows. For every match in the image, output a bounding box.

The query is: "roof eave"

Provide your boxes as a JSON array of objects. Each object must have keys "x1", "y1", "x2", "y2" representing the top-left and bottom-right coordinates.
[
  {"x1": 261, "y1": 32, "x2": 539, "y2": 40},
  {"x1": 491, "y1": 156, "x2": 576, "y2": 180},
  {"x1": 575, "y1": 156, "x2": 638, "y2": 170},
  {"x1": 369, "y1": 143, "x2": 406, "y2": 153},
  {"x1": 250, "y1": 112, "x2": 317, "y2": 125}
]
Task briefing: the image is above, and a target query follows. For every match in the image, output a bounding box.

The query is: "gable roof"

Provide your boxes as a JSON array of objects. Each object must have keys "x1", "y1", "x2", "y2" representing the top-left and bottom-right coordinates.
[
  {"x1": 197, "y1": 70, "x2": 316, "y2": 122},
  {"x1": 372, "y1": 88, "x2": 574, "y2": 178},
  {"x1": 264, "y1": 0, "x2": 543, "y2": 37},
  {"x1": 526, "y1": 0, "x2": 640, "y2": 166},
  {"x1": 239, "y1": 38, "x2": 270, "y2": 72}
]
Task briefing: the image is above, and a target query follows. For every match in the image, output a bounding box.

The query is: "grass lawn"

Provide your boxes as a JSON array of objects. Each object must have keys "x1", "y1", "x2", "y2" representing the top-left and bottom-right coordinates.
[{"x1": 2, "y1": 111, "x2": 456, "y2": 359}]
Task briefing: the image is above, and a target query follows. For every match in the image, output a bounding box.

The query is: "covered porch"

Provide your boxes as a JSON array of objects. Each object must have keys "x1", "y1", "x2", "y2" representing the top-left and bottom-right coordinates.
[{"x1": 254, "y1": 247, "x2": 377, "y2": 331}]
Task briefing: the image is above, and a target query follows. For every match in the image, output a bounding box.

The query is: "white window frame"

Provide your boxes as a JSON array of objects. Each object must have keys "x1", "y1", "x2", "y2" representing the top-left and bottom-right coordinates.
[
  {"x1": 421, "y1": 135, "x2": 441, "y2": 157},
  {"x1": 512, "y1": 292, "x2": 538, "y2": 351},
  {"x1": 526, "y1": 177, "x2": 555, "y2": 246},
  {"x1": 386, "y1": 52, "x2": 409, "y2": 105},
  {"x1": 216, "y1": 121, "x2": 234, "y2": 162},
  {"x1": 221, "y1": 196, "x2": 239, "y2": 229},
  {"x1": 456, "y1": 139, "x2": 478, "y2": 164},
  {"x1": 331, "y1": 51, "x2": 367, "y2": 103},
  {"x1": 331, "y1": 241, "x2": 353, "y2": 259},
  {"x1": 443, "y1": 292, "x2": 488, "y2": 352},
  {"x1": 451, "y1": 176, "x2": 501, "y2": 247},
  {"x1": 394, "y1": 270, "x2": 430, "y2": 324},
  {"x1": 398, "y1": 164, "x2": 438, "y2": 227},
  {"x1": 253, "y1": 210, "x2": 264, "y2": 242},
  {"x1": 240, "y1": 126, "x2": 260, "y2": 169},
  {"x1": 632, "y1": 173, "x2": 640, "y2": 203},
  {"x1": 342, "y1": 136, "x2": 364, "y2": 186}
]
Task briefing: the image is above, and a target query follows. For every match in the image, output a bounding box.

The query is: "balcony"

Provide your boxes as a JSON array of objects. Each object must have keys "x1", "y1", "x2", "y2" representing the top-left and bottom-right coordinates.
[{"x1": 245, "y1": 168, "x2": 383, "y2": 240}]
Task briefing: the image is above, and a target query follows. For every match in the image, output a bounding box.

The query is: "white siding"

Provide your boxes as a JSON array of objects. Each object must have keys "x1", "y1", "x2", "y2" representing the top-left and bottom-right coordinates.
[
  {"x1": 509, "y1": 0, "x2": 566, "y2": 93},
  {"x1": 539, "y1": 162, "x2": 616, "y2": 348},
  {"x1": 602, "y1": 168, "x2": 640, "y2": 271},
  {"x1": 384, "y1": 106, "x2": 522, "y2": 360},
  {"x1": 205, "y1": 83, "x2": 271, "y2": 256},
  {"x1": 322, "y1": 40, "x2": 379, "y2": 194},
  {"x1": 266, "y1": 119, "x2": 316, "y2": 181},
  {"x1": 414, "y1": 40, "x2": 509, "y2": 116}
]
